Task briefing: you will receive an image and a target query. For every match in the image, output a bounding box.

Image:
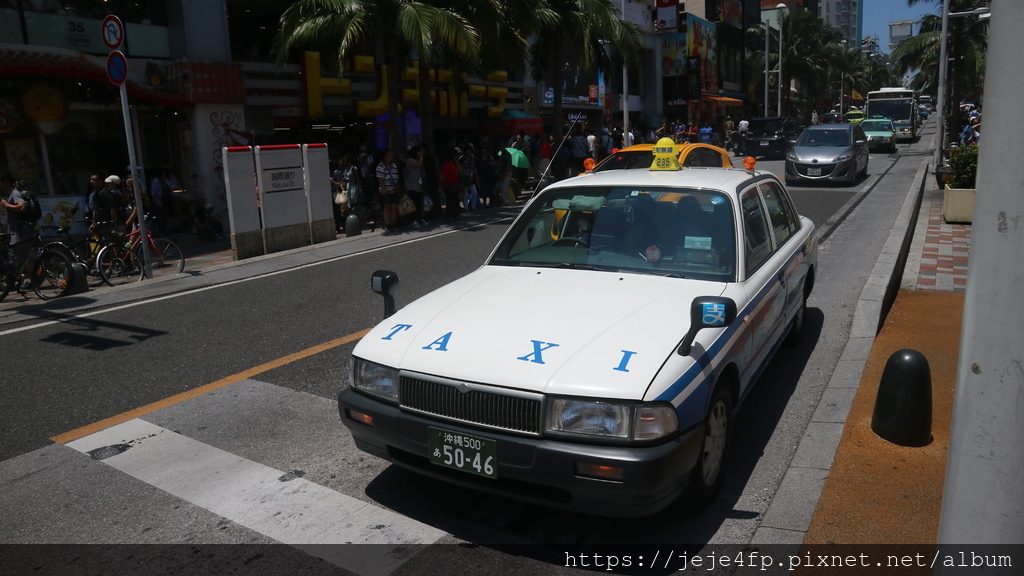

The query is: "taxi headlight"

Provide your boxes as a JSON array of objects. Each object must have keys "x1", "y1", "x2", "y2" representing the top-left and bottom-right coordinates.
[
  {"x1": 546, "y1": 398, "x2": 678, "y2": 442},
  {"x1": 350, "y1": 358, "x2": 399, "y2": 403}
]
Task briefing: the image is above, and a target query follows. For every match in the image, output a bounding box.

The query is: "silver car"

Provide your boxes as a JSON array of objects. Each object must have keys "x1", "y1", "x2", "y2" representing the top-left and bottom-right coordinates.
[{"x1": 785, "y1": 123, "x2": 869, "y2": 185}]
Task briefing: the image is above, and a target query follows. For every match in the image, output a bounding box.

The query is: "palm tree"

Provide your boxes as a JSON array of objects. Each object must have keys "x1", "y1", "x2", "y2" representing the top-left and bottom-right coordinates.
[
  {"x1": 746, "y1": 9, "x2": 843, "y2": 119},
  {"x1": 273, "y1": 0, "x2": 480, "y2": 151},
  {"x1": 891, "y1": 0, "x2": 988, "y2": 141},
  {"x1": 527, "y1": 0, "x2": 647, "y2": 143}
]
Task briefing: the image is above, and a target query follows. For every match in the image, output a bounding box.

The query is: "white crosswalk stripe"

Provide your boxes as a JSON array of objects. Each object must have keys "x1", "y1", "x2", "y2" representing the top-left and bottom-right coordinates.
[{"x1": 66, "y1": 418, "x2": 445, "y2": 576}]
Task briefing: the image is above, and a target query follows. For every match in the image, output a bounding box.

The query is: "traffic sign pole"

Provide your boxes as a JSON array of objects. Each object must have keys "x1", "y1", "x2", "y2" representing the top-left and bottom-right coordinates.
[{"x1": 102, "y1": 14, "x2": 153, "y2": 279}]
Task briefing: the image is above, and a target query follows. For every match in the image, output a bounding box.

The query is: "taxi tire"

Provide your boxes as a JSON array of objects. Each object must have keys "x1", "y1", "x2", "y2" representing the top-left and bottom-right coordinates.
[{"x1": 684, "y1": 385, "x2": 733, "y2": 507}]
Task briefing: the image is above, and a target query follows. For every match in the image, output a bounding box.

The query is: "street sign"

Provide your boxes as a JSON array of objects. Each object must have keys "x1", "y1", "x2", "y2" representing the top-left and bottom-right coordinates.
[
  {"x1": 101, "y1": 15, "x2": 124, "y2": 51},
  {"x1": 106, "y1": 50, "x2": 128, "y2": 85}
]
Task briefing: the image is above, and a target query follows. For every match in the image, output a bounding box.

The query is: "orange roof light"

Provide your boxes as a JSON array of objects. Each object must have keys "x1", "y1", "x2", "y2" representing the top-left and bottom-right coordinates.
[{"x1": 743, "y1": 156, "x2": 757, "y2": 171}]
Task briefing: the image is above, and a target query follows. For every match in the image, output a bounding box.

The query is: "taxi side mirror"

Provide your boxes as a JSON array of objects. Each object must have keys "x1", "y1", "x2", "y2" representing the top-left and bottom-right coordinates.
[
  {"x1": 678, "y1": 296, "x2": 737, "y2": 356},
  {"x1": 371, "y1": 270, "x2": 400, "y2": 318}
]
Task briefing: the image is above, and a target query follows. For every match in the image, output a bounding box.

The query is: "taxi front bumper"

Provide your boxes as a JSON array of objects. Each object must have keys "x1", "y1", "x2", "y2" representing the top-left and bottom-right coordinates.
[{"x1": 338, "y1": 387, "x2": 705, "y2": 518}]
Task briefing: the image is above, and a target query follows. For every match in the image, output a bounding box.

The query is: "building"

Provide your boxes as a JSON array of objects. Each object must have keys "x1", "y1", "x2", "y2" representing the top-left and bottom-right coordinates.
[
  {"x1": 1, "y1": 0, "x2": 786, "y2": 234},
  {"x1": 816, "y1": 0, "x2": 863, "y2": 47}
]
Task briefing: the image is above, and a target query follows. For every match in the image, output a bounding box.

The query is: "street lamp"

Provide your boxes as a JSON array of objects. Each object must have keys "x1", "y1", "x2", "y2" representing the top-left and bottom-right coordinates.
[{"x1": 934, "y1": 1, "x2": 991, "y2": 172}]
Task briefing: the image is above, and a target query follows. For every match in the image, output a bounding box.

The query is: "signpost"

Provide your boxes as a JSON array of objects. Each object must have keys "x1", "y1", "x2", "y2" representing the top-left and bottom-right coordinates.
[{"x1": 101, "y1": 15, "x2": 152, "y2": 278}]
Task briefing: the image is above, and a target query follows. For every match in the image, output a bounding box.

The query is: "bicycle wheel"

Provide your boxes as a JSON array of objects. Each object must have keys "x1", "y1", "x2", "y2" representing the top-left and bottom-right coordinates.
[
  {"x1": 72, "y1": 237, "x2": 106, "y2": 287},
  {"x1": 96, "y1": 244, "x2": 143, "y2": 286},
  {"x1": 31, "y1": 249, "x2": 74, "y2": 300},
  {"x1": 137, "y1": 238, "x2": 185, "y2": 280}
]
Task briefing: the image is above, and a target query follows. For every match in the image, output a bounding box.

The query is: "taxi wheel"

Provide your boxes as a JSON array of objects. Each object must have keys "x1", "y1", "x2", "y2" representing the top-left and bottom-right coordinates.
[{"x1": 685, "y1": 385, "x2": 733, "y2": 507}]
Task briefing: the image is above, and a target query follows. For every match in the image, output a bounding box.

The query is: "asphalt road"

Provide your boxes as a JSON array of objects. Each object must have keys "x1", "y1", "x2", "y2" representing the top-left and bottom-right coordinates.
[{"x1": 0, "y1": 126, "x2": 934, "y2": 574}]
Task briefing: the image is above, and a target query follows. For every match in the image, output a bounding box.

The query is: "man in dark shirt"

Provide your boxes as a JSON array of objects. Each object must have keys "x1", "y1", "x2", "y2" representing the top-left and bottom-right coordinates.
[{"x1": 91, "y1": 174, "x2": 123, "y2": 232}]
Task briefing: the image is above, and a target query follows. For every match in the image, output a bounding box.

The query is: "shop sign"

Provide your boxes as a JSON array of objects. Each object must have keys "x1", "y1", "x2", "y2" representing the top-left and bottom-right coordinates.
[{"x1": 20, "y1": 82, "x2": 68, "y2": 122}]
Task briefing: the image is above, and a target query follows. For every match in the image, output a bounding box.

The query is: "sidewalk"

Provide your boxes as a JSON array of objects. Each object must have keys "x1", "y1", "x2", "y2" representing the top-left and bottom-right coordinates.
[{"x1": 805, "y1": 182, "x2": 971, "y2": 545}]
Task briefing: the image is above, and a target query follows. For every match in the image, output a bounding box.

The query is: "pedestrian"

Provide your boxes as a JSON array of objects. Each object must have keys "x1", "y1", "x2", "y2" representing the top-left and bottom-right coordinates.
[
  {"x1": 375, "y1": 149, "x2": 400, "y2": 232},
  {"x1": 0, "y1": 172, "x2": 37, "y2": 274},
  {"x1": 330, "y1": 156, "x2": 348, "y2": 232},
  {"x1": 811, "y1": 109, "x2": 819, "y2": 125},
  {"x1": 570, "y1": 129, "x2": 589, "y2": 175},
  {"x1": 84, "y1": 172, "x2": 104, "y2": 227},
  {"x1": 149, "y1": 168, "x2": 177, "y2": 234},
  {"x1": 420, "y1": 143, "x2": 441, "y2": 220},
  {"x1": 92, "y1": 175, "x2": 123, "y2": 231},
  {"x1": 538, "y1": 133, "x2": 553, "y2": 181},
  {"x1": 477, "y1": 144, "x2": 497, "y2": 208},
  {"x1": 441, "y1": 150, "x2": 462, "y2": 220},
  {"x1": 403, "y1": 145, "x2": 428, "y2": 227},
  {"x1": 586, "y1": 129, "x2": 598, "y2": 161},
  {"x1": 459, "y1": 144, "x2": 480, "y2": 211}
]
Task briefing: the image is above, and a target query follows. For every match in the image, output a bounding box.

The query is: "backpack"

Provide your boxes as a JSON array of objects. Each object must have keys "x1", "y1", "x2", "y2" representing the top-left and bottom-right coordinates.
[{"x1": 17, "y1": 189, "x2": 42, "y2": 224}]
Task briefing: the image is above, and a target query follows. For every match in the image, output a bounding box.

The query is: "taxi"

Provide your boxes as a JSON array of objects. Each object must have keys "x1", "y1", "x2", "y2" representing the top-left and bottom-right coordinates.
[
  {"x1": 592, "y1": 141, "x2": 733, "y2": 172},
  {"x1": 339, "y1": 140, "x2": 817, "y2": 517}
]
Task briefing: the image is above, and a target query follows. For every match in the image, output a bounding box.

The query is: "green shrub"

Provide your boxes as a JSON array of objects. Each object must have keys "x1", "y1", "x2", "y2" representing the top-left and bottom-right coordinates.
[{"x1": 948, "y1": 144, "x2": 979, "y2": 189}]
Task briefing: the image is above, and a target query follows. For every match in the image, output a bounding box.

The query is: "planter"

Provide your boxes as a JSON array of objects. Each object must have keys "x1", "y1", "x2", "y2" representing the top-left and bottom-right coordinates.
[{"x1": 943, "y1": 185, "x2": 975, "y2": 224}]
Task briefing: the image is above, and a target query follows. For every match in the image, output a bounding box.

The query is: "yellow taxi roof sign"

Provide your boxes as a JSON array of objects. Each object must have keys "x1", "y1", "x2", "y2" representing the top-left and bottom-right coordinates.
[{"x1": 650, "y1": 137, "x2": 681, "y2": 171}]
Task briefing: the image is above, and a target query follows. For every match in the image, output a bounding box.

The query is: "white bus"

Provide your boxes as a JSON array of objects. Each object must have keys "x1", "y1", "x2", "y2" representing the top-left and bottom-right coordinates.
[{"x1": 865, "y1": 88, "x2": 919, "y2": 141}]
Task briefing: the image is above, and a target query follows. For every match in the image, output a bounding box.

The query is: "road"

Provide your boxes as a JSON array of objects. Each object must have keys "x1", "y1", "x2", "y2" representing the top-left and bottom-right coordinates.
[{"x1": 0, "y1": 124, "x2": 935, "y2": 575}]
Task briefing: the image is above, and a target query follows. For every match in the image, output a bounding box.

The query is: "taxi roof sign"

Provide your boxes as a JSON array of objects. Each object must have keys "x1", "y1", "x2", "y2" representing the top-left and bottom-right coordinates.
[{"x1": 650, "y1": 137, "x2": 681, "y2": 171}]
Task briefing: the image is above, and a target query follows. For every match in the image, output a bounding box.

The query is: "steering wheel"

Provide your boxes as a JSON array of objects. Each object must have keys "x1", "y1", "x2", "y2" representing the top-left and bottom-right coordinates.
[{"x1": 550, "y1": 237, "x2": 589, "y2": 248}]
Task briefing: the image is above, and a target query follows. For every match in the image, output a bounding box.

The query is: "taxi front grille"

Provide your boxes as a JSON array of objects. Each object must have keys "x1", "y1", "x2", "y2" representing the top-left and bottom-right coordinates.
[{"x1": 399, "y1": 377, "x2": 542, "y2": 435}]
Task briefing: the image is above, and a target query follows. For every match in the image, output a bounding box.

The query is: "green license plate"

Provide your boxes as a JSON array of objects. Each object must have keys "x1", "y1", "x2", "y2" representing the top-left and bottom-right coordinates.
[{"x1": 428, "y1": 426, "x2": 498, "y2": 479}]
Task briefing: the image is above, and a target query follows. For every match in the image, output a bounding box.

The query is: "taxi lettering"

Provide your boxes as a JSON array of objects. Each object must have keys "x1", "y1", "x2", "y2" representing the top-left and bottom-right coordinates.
[{"x1": 517, "y1": 340, "x2": 560, "y2": 364}]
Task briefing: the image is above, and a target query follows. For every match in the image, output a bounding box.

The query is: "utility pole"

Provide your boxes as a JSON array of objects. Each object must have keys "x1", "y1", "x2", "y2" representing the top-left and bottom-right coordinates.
[{"x1": 936, "y1": 0, "x2": 1024, "y2": 553}]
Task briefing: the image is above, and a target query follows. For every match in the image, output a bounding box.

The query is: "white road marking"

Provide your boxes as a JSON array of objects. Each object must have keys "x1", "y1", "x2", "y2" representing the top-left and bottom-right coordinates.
[{"x1": 67, "y1": 418, "x2": 445, "y2": 576}]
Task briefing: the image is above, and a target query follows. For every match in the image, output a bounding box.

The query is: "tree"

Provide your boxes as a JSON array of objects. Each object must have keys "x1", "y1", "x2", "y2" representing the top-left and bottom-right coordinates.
[
  {"x1": 273, "y1": 0, "x2": 480, "y2": 152},
  {"x1": 891, "y1": 0, "x2": 988, "y2": 141},
  {"x1": 527, "y1": 0, "x2": 647, "y2": 143},
  {"x1": 746, "y1": 9, "x2": 842, "y2": 119}
]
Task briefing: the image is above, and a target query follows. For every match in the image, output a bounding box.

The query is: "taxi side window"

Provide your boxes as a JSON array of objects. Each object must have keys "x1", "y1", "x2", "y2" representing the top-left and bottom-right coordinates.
[
  {"x1": 741, "y1": 187, "x2": 772, "y2": 275},
  {"x1": 758, "y1": 180, "x2": 799, "y2": 247}
]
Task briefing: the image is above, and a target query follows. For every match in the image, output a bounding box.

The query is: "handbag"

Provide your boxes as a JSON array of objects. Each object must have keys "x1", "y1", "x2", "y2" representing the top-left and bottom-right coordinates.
[
  {"x1": 397, "y1": 193, "x2": 416, "y2": 217},
  {"x1": 334, "y1": 190, "x2": 349, "y2": 209}
]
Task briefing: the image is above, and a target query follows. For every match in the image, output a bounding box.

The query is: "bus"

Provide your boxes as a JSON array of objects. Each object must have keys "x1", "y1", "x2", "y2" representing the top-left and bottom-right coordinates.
[{"x1": 865, "y1": 88, "x2": 919, "y2": 141}]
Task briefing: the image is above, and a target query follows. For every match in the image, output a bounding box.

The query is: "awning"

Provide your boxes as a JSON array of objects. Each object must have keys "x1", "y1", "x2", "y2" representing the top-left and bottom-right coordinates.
[{"x1": 705, "y1": 96, "x2": 744, "y2": 106}]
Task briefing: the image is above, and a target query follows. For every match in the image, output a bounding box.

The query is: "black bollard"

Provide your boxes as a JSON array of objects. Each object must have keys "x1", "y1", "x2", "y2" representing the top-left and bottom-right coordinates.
[
  {"x1": 67, "y1": 262, "x2": 88, "y2": 295},
  {"x1": 871, "y1": 349, "x2": 932, "y2": 447},
  {"x1": 344, "y1": 213, "x2": 361, "y2": 237}
]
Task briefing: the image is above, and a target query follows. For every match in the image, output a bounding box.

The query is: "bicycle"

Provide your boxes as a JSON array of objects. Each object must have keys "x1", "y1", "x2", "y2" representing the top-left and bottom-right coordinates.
[
  {"x1": 94, "y1": 218, "x2": 185, "y2": 286},
  {"x1": 0, "y1": 232, "x2": 74, "y2": 302},
  {"x1": 38, "y1": 224, "x2": 109, "y2": 288}
]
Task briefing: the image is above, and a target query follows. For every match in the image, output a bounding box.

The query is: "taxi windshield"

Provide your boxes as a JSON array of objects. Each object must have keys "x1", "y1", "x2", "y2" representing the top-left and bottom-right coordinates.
[{"x1": 490, "y1": 186, "x2": 737, "y2": 282}]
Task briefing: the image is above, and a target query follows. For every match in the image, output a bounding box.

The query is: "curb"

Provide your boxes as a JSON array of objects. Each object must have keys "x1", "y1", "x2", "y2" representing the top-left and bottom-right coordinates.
[{"x1": 751, "y1": 155, "x2": 932, "y2": 544}]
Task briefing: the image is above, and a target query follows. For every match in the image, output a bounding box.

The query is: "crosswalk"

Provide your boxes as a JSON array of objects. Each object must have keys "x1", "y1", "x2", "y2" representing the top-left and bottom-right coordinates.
[{"x1": 5, "y1": 379, "x2": 445, "y2": 576}]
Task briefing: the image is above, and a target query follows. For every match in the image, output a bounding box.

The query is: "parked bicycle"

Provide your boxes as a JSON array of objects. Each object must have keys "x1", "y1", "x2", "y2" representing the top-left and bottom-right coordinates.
[
  {"x1": 94, "y1": 217, "x2": 185, "y2": 286},
  {"x1": 0, "y1": 232, "x2": 74, "y2": 302},
  {"x1": 38, "y1": 224, "x2": 110, "y2": 288}
]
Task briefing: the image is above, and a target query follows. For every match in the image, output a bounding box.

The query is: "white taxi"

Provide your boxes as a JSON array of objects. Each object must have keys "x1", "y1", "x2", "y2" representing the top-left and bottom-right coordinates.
[{"x1": 339, "y1": 141, "x2": 817, "y2": 517}]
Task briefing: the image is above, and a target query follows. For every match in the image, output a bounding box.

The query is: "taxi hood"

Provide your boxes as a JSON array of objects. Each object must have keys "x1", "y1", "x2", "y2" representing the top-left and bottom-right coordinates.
[{"x1": 353, "y1": 266, "x2": 727, "y2": 401}]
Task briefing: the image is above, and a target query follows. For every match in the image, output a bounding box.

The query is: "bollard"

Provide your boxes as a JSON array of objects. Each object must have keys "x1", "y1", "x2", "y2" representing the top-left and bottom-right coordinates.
[
  {"x1": 344, "y1": 213, "x2": 362, "y2": 237},
  {"x1": 871, "y1": 349, "x2": 932, "y2": 446},
  {"x1": 67, "y1": 262, "x2": 88, "y2": 295}
]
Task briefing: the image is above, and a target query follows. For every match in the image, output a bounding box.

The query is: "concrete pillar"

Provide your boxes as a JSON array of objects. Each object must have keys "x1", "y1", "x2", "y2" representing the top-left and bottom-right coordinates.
[{"x1": 937, "y1": 0, "x2": 1024, "y2": 549}]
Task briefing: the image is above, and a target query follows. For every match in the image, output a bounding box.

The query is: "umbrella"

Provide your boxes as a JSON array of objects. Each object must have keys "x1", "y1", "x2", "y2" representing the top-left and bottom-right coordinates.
[{"x1": 502, "y1": 147, "x2": 530, "y2": 169}]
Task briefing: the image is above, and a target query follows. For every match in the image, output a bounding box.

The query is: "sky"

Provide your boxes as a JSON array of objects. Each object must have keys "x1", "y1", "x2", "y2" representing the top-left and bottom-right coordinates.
[{"x1": 861, "y1": 0, "x2": 940, "y2": 53}]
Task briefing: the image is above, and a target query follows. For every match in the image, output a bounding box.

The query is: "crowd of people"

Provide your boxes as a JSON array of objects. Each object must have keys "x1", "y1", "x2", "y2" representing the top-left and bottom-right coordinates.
[{"x1": 326, "y1": 116, "x2": 755, "y2": 234}]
